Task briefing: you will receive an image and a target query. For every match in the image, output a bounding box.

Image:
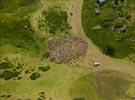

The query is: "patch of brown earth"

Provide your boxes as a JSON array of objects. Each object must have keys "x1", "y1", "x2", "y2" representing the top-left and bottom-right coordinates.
[{"x1": 48, "y1": 36, "x2": 88, "y2": 63}]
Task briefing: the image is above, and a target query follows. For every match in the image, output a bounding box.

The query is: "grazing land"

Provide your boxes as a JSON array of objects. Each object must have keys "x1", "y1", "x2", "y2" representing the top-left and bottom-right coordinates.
[{"x1": 0, "y1": 0, "x2": 135, "y2": 100}]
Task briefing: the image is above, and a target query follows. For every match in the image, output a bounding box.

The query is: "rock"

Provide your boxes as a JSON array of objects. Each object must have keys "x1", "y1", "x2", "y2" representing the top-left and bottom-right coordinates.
[{"x1": 92, "y1": 25, "x2": 102, "y2": 30}]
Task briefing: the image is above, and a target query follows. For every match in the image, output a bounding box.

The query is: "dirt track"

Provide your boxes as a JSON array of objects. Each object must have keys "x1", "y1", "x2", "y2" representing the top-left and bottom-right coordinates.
[{"x1": 69, "y1": 0, "x2": 135, "y2": 78}]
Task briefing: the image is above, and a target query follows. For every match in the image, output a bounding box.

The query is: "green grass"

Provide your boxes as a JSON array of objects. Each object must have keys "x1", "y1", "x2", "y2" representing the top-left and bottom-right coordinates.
[
  {"x1": 69, "y1": 75, "x2": 100, "y2": 100},
  {"x1": 0, "y1": 0, "x2": 135, "y2": 99},
  {"x1": 40, "y1": 7, "x2": 70, "y2": 34},
  {"x1": 0, "y1": 0, "x2": 40, "y2": 12},
  {"x1": 69, "y1": 70, "x2": 135, "y2": 100},
  {"x1": 0, "y1": 13, "x2": 39, "y2": 55},
  {"x1": 0, "y1": 0, "x2": 40, "y2": 80},
  {"x1": 82, "y1": 0, "x2": 135, "y2": 58}
]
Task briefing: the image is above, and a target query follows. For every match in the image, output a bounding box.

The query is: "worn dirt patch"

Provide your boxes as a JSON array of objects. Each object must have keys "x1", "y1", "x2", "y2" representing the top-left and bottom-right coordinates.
[{"x1": 48, "y1": 36, "x2": 88, "y2": 63}]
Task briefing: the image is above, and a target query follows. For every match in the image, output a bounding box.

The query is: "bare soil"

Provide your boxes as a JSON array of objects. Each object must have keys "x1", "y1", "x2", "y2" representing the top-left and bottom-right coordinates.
[{"x1": 48, "y1": 36, "x2": 88, "y2": 63}]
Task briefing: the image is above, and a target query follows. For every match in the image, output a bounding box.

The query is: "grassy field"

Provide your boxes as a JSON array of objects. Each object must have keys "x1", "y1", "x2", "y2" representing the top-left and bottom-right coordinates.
[
  {"x1": 0, "y1": 15, "x2": 39, "y2": 54},
  {"x1": 82, "y1": 0, "x2": 135, "y2": 58},
  {"x1": 0, "y1": 0, "x2": 40, "y2": 56},
  {"x1": 0, "y1": 0, "x2": 135, "y2": 100},
  {"x1": 0, "y1": 0, "x2": 73, "y2": 99},
  {"x1": 0, "y1": 0, "x2": 40, "y2": 14},
  {"x1": 69, "y1": 70, "x2": 135, "y2": 100}
]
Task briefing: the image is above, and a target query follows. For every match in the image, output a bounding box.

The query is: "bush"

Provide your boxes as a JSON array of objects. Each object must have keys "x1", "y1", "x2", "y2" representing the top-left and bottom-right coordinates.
[
  {"x1": 73, "y1": 97, "x2": 86, "y2": 100},
  {"x1": 25, "y1": 69, "x2": 29, "y2": 74},
  {"x1": 38, "y1": 66, "x2": 50, "y2": 72},
  {"x1": 1, "y1": 70, "x2": 19, "y2": 80},
  {"x1": 7, "y1": 95, "x2": 12, "y2": 98},
  {"x1": 17, "y1": 76, "x2": 22, "y2": 80},
  {"x1": 29, "y1": 72, "x2": 40, "y2": 80},
  {"x1": 0, "y1": 61, "x2": 12, "y2": 69},
  {"x1": 37, "y1": 97, "x2": 42, "y2": 100}
]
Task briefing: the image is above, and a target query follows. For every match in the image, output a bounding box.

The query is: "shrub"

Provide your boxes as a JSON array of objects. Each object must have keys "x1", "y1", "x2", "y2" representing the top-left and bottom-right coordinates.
[
  {"x1": 73, "y1": 97, "x2": 86, "y2": 100},
  {"x1": 38, "y1": 66, "x2": 50, "y2": 72},
  {"x1": 7, "y1": 95, "x2": 11, "y2": 98},
  {"x1": 1, "y1": 70, "x2": 19, "y2": 80},
  {"x1": 37, "y1": 97, "x2": 42, "y2": 100},
  {"x1": 17, "y1": 76, "x2": 22, "y2": 80},
  {"x1": 0, "y1": 61, "x2": 12, "y2": 69},
  {"x1": 25, "y1": 69, "x2": 29, "y2": 74},
  {"x1": 39, "y1": 92, "x2": 45, "y2": 95},
  {"x1": 1, "y1": 94, "x2": 6, "y2": 97},
  {"x1": 29, "y1": 72, "x2": 40, "y2": 80}
]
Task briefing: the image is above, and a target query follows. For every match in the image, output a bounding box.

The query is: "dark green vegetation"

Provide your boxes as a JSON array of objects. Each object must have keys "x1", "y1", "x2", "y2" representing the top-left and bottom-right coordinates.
[
  {"x1": 29, "y1": 72, "x2": 40, "y2": 80},
  {"x1": 73, "y1": 97, "x2": 86, "y2": 100},
  {"x1": 0, "y1": 58, "x2": 24, "y2": 80},
  {"x1": 39, "y1": 7, "x2": 70, "y2": 34},
  {"x1": 0, "y1": 60, "x2": 12, "y2": 69},
  {"x1": 1, "y1": 69, "x2": 19, "y2": 80},
  {"x1": 0, "y1": 57, "x2": 50, "y2": 81},
  {"x1": 82, "y1": 0, "x2": 135, "y2": 58},
  {"x1": 0, "y1": 0, "x2": 39, "y2": 10},
  {"x1": 0, "y1": 16, "x2": 38, "y2": 53},
  {"x1": 1, "y1": 94, "x2": 12, "y2": 99},
  {"x1": 69, "y1": 70, "x2": 135, "y2": 100},
  {"x1": 37, "y1": 91, "x2": 46, "y2": 100},
  {"x1": 1, "y1": 92, "x2": 47, "y2": 100},
  {"x1": 38, "y1": 66, "x2": 50, "y2": 72},
  {"x1": 0, "y1": 0, "x2": 40, "y2": 16}
]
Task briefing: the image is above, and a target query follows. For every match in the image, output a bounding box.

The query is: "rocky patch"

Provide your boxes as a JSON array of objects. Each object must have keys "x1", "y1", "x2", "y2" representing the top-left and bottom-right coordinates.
[{"x1": 48, "y1": 36, "x2": 88, "y2": 63}]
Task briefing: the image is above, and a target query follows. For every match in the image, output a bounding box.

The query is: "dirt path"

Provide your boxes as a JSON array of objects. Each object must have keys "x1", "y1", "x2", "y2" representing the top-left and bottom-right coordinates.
[{"x1": 69, "y1": 0, "x2": 135, "y2": 78}]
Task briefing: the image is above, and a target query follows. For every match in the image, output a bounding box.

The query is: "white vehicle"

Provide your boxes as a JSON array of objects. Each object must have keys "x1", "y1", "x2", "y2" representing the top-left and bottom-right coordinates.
[{"x1": 94, "y1": 61, "x2": 100, "y2": 67}]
